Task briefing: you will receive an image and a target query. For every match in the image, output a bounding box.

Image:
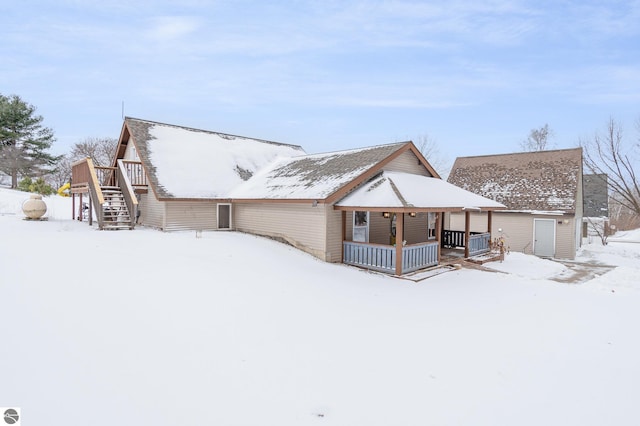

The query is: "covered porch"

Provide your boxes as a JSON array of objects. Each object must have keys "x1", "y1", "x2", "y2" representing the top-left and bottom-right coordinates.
[
  {"x1": 337, "y1": 209, "x2": 494, "y2": 275},
  {"x1": 334, "y1": 171, "x2": 505, "y2": 276}
]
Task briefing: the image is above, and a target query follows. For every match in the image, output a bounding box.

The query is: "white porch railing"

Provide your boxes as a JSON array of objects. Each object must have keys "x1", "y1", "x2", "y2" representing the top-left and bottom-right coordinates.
[
  {"x1": 468, "y1": 232, "x2": 491, "y2": 256},
  {"x1": 343, "y1": 241, "x2": 439, "y2": 275}
]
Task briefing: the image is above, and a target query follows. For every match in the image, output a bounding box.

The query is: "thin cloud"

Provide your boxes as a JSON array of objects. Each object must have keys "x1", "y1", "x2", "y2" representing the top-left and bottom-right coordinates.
[{"x1": 144, "y1": 16, "x2": 202, "y2": 42}]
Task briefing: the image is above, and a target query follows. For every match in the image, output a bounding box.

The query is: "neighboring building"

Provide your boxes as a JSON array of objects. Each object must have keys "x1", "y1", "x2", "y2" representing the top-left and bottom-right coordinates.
[
  {"x1": 447, "y1": 148, "x2": 583, "y2": 259},
  {"x1": 0, "y1": 171, "x2": 10, "y2": 187},
  {"x1": 71, "y1": 117, "x2": 504, "y2": 275},
  {"x1": 582, "y1": 173, "x2": 609, "y2": 239}
]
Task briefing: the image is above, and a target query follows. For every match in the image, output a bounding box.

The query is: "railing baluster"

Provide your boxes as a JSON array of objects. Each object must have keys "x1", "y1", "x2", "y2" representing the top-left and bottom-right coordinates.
[
  {"x1": 468, "y1": 232, "x2": 491, "y2": 256},
  {"x1": 343, "y1": 241, "x2": 440, "y2": 274}
]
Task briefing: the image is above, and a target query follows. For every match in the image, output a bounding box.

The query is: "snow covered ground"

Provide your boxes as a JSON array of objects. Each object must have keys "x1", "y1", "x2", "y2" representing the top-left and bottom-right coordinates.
[{"x1": 1, "y1": 187, "x2": 640, "y2": 426}]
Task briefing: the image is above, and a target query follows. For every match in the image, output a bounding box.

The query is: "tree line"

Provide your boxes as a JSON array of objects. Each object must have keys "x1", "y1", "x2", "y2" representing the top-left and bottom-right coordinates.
[
  {"x1": 1, "y1": 92, "x2": 638, "y2": 228},
  {"x1": 0, "y1": 94, "x2": 115, "y2": 194}
]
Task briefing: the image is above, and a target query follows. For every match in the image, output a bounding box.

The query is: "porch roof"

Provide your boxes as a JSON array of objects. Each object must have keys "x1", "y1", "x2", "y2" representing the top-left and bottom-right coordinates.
[{"x1": 335, "y1": 171, "x2": 506, "y2": 211}]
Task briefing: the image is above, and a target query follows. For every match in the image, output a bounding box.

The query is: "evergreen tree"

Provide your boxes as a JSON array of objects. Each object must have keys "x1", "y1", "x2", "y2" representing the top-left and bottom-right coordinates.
[{"x1": 0, "y1": 94, "x2": 59, "y2": 188}]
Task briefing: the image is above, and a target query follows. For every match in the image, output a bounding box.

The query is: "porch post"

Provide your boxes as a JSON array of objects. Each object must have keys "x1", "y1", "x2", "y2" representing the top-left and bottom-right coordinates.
[
  {"x1": 487, "y1": 210, "x2": 493, "y2": 236},
  {"x1": 464, "y1": 210, "x2": 471, "y2": 258},
  {"x1": 78, "y1": 193, "x2": 83, "y2": 221},
  {"x1": 72, "y1": 192, "x2": 75, "y2": 220},
  {"x1": 395, "y1": 212, "x2": 404, "y2": 275},
  {"x1": 88, "y1": 194, "x2": 93, "y2": 226},
  {"x1": 436, "y1": 211, "x2": 442, "y2": 263}
]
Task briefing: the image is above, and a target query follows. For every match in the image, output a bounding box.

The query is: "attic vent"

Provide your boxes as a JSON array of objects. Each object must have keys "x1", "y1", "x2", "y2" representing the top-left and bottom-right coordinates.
[{"x1": 235, "y1": 165, "x2": 253, "y2": 181}]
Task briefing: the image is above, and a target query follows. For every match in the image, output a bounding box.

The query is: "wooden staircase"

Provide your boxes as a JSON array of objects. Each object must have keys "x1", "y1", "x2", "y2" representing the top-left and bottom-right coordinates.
[
  {"x1": 101, "y1": 186, "x2": 134, "y2": 230},
  {"x1": 71, "y1": 158, "x2": 139, "y2": 231}
]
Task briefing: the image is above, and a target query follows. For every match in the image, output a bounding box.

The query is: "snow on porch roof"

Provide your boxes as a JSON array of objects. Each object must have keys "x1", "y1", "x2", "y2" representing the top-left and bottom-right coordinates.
[{"x1": 336, "y1": 171, "x2": 506, "y2": 210}]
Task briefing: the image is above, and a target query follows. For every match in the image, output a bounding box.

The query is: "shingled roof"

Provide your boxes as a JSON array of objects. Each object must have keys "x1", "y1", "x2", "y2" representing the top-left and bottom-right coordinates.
[
  {"x1": 123, "y1": 117, "x2": 306, "y2": 199},
  {"x1": 229, "y1": 142, "x2": 410, "y2": 200},
  {"x1": 447, "y1": 148, "x2": 583, "y2": 213}
]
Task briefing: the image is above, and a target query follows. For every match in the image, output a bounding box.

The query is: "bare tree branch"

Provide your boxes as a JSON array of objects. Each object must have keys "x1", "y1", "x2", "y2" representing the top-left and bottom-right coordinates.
[
  {"x1": 414, "y1": 134, "x2": 450, "y2": 177},
  {"x1": 581, "y1": 117, "x2": 640, "y2": 217},
  {"x1": 70, "y1": 137, "x2": 117, "y2": 167},
  {"x1": 520, "y1": 124, "x2": 554, "y2": 151}
]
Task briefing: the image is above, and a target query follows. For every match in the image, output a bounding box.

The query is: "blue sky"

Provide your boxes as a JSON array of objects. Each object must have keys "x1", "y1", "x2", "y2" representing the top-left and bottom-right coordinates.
[{"x1": 2, "y1": 0, "x2": 639, "y2": 173}]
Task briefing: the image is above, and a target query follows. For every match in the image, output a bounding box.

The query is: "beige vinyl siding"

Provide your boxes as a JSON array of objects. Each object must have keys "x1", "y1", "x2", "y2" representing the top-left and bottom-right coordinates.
[
  {"x1": 234, "y1": 203, "x2": 329, "y2": 260},
  {"x1": 324, "y1": 205, "x2": 344, "y2": 263},
  {"x1": 344, "y1": 211, "x2": 354, "y2": 241},
  {"x1": 404, "y1": 213, "x2": 429, "y2": 244},
  {"x1": 555, "y1": 216, "x2": 576, "y2": 259},
  {"x1": 164, "y1": 201, "x2": 217, "y2": 231},
  {"x1": 448, "y1": 212, "x2": 491, "y2": 233},
  {"x1": 449, "y1": 211, "x2": 577, "y2": 259},
  {"x1": 442, "y1": 210, "x2": 451, "y2": 231},
  {"x1": 369, "y1": 213, "x2": 391, "y2": 244},
  {"x1": 123, "y1": 142, "x2": 139, "y2": 161},
  {"x1": 449, "y1": 211, "x2": 533, "y2": 254},
  {"x1": 138, "y1": 192, "x2": 165, "y2": 229},
  {"x1": 383, "y1": 150, "x2": 432, "y2": 176},
  {"x1": 490, "y1": 213, "x2": 536, "y2": 255}
]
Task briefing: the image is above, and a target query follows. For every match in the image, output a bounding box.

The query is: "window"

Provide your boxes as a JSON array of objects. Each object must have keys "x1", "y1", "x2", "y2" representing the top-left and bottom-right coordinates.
[
  {"x1": 427, "y1": 212, "x2": 436, "y2": 239},
  {"x1": 353, "y1": 211, "x2": 369, "y2": 242},
  {"x1": 354, "y1": 211, "x2": 368, "y2": 227}
]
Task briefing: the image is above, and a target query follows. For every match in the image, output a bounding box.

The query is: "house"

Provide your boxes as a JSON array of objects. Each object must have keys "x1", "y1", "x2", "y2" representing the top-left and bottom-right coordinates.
[
  {"x1": 71, "y1": 117, "x2": 504, "y2": 275},
  {"x1": 447, "y1": 148, "x2": 583, "y2": 259},
  {"x1": 582, "y1": 173, "x2": 609, "y2": 239}
]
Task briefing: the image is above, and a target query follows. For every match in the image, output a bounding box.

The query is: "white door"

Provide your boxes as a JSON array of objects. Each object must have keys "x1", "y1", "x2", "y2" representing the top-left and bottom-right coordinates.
[
  {"x1": 353, "y1": 211, "x2": 369, "y2": 242},
  {"x1": 534, "y1": 219, "x2": 555, "y2": 257}
]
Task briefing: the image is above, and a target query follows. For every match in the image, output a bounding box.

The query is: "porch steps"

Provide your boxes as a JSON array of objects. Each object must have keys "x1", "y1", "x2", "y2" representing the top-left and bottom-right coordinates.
[
  {"x1": 101, "y1": 186, "x2": 133, "y2": 230},
  {"x1": 465, "y1": 251, "x2": 504, "y2": 265}
]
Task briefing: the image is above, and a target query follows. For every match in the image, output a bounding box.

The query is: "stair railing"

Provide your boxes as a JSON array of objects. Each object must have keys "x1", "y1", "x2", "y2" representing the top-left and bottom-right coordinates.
[
  {"x1": 94, "y1": 166, "x2": 117, "y2": 186},
  {"x1": 117, "y1": 159, "x2": 138, "y2": 228},
  {"x1": 84, "y1": 158, "x2": 106, "y2": 229}
]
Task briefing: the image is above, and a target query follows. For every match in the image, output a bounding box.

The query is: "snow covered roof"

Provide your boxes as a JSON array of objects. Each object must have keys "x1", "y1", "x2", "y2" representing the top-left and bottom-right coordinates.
[
  {"x1": 447, "y1": 148, "x2": 583, "y2": 213},
  {"x1": 229, "y1": 142, "x2": 409, "y2": 200},
  {"x1": 124, "y1": 117, "x2": 306, "y2": 199},
  {"x1": 336, "y1": 171, "x2": 506, "y2": 210}
]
